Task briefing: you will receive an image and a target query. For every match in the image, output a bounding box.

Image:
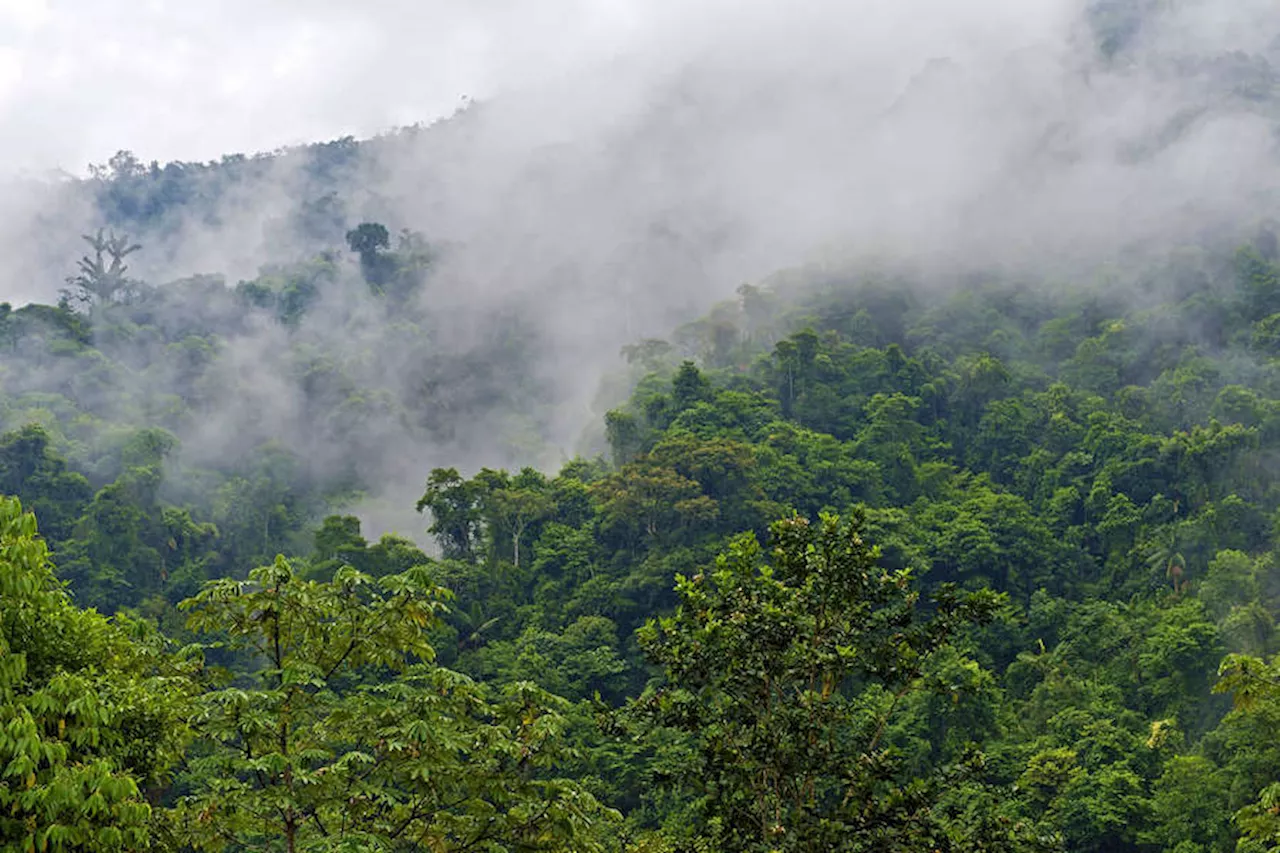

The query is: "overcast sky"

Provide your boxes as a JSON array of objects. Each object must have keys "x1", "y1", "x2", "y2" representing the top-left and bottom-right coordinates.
[
  {"x1": 0, "y1": 0, "x2": 666, "y2": 172},
  {"x1": 0, "y1": 0, "x2": 1088, "y2": 175}
]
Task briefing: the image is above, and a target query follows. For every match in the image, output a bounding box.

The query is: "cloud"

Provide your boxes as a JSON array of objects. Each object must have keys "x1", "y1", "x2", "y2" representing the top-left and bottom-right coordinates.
[
  {"x1": 2, "y1": 0, "x2": 1276, "y2": 313},
  {"x1": 0, "y1": 0, "x2": 659, "y2": 172},
  {"x1": 1, "y1": 0, "x2": 1278, "y2": 538}
]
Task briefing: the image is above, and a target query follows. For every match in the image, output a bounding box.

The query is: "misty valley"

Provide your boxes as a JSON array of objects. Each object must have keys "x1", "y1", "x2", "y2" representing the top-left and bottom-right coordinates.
[{"x1": 5, "y1": 0, "x2": 1280, "y2": 851}]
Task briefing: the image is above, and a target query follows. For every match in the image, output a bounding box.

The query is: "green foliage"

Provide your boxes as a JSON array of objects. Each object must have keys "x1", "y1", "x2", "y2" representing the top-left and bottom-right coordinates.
[
  {"x1": 172, "y1": 556, "x2": 619, "y2": 852},
  {"x1": 0, "y1": 425, "x2": 92, "y2": 545},
  {"x1": 11, "y1": 200, "x2": 1280, "y2": 848},
  {"x1": 0, "y1": 496, "x2": 191, "y2": 852},
  {"x1": 1214, "y1": 654, "x2": 1280, "y2": 850},
  {"x1": 624, "y1": 512, "x2": 1003, "y2": 851}
]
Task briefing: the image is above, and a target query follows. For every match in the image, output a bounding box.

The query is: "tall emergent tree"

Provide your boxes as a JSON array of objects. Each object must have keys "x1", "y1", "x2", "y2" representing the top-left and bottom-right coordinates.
[
  {"x1": 64, "y1": 229, "x2": 141, "y2": 306},
  {"x1": 346, "y1": 222, "x2": 394, "y2": 291},
  {"x1": 625, "y1": 511, "x2": 1004, "y2": 852},
  {"x1": 171, "y1": 555, "x2": 618, "y2": 853}
]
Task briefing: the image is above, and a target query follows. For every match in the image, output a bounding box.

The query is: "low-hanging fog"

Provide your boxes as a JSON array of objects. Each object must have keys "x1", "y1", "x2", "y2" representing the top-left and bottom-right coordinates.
[{"x1": 0, "y1": 0, "x2": 1277, "y2": 539}]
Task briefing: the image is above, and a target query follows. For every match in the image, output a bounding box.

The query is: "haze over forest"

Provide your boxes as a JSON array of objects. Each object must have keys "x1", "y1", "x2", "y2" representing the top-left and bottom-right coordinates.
[
  {"x1": 2, "y1": 0, "x2": 1276, "y2": 532},
  {"x1": 4, "y1": 1, "x2": 1280, "y2": 851}
]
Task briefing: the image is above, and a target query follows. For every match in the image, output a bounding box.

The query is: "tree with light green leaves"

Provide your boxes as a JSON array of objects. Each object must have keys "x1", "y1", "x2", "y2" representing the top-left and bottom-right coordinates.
[
  {"x1": 0, "y1": 495, "x2": 191, "y2": 852},
  {"x1": 170, "y1": 554, "x2": 619, "y2": 853},
  {"x1": 1215, "y1": 653, "x2": 1280, "y2": 852}
]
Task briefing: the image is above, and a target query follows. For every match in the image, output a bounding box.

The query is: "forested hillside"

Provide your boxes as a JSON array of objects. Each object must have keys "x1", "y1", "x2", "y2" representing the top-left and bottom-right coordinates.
[
  {"x1": 6, "y1": 223, "x2": 1280, "y2": 849},
  {"x1": 5, "y1": 0, "x2": 1280, "y2": 850}
]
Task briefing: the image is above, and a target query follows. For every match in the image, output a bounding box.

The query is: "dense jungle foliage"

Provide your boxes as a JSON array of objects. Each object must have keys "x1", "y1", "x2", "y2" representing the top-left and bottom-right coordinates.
[
  {"x1": 7, "y1": 212, "x2": 1280, "y2": 851},
  {"x1": 3, "y1": 1, "x2": 1280, "y2": 848}
]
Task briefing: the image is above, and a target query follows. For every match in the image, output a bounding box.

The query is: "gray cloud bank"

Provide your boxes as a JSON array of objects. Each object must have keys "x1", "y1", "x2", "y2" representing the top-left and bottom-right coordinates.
[{"x1": 5, "y1": 1, "x2": 1277, "y2": 306}]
